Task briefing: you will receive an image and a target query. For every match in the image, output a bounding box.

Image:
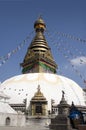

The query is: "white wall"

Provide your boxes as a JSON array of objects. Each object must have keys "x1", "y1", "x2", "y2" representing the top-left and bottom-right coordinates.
[{"x1": 0, "y1": 113, "x2": 25, "y2": 126}]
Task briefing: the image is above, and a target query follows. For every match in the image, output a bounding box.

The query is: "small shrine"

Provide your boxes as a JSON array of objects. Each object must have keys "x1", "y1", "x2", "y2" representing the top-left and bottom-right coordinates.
[
  {"x1": 49, "y1": 91, "x2": 72, "y2": 130},
  {"x1": 30, "y1": 85, "x2": 47, "y2": 116}
]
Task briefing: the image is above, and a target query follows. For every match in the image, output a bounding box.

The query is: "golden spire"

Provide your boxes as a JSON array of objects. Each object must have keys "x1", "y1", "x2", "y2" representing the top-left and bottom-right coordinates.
[
  {"x1": 21, "y1": 17, "x2": 57, "y2": 74},
  {"x1": 31, "y1": 85, "x2": 46, "y2": 101}
]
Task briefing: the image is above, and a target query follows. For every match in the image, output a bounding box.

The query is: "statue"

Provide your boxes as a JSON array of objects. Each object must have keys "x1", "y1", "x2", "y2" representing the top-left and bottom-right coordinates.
[{"x1": 62, "y1": 90, "x2": 65, "y2": 98}]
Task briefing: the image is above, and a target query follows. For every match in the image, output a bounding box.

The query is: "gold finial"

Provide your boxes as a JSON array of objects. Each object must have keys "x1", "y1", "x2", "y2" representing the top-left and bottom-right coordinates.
[
  {"x1": 34, "y1": 16, "x2": 46, "y2": 32},
  {"x1": 38, "y1": 14, "x2": 43, "y2": 19}
]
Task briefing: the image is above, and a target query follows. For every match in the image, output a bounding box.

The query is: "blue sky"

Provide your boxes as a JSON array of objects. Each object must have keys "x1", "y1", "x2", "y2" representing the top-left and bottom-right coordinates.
[{"x1": 0, "y1": 0, "x2": 86, "y2": 88}]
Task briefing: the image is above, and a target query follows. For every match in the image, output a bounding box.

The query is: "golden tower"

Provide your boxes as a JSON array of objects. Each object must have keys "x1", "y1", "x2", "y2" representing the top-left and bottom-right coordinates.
[{"x1": 21, "y1": 17, "x2": 57, "y2": 74}]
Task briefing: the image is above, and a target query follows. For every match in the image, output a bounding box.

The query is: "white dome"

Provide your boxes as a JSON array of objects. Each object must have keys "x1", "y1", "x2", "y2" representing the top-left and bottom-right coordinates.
[{"x1": 0, "y1": 73, "x2": 85, "y2": 110}]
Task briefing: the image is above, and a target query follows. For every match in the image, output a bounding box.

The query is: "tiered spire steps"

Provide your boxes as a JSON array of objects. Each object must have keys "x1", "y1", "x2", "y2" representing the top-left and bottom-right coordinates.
[{"x1": 20, "y1": 17, "x2": 57, "y2": 74}]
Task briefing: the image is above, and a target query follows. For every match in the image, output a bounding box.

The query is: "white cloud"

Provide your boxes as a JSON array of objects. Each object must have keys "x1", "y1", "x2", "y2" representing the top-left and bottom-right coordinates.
[{"x1": 70, "y1": 56, "x2": 86, "y2": 67}]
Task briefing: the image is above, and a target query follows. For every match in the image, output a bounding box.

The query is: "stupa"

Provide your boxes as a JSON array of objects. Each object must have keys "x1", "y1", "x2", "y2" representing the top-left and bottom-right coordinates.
[{"x1": 0, "y1": 17, "x2": 86, "y2": 116}]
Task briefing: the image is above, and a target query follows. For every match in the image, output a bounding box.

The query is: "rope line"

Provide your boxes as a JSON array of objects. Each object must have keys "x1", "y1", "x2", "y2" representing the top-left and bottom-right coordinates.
[
  {"x1": 46, "y1": 30, "x2": 86, "y2": 87},
  {"x1": 0, "y1": 31, "x2": 34, "y2": 67}
]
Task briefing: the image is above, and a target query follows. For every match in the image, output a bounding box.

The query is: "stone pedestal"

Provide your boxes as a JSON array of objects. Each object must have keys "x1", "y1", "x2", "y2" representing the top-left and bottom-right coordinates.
[{"x1": 49, "y1": 114, "x2": 72, "y2": 130}]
